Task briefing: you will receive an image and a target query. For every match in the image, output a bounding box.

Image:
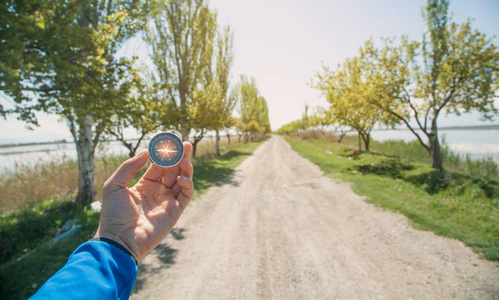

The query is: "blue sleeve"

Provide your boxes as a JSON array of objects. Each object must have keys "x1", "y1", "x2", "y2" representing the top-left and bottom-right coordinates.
[{"x1": 30, "y1": 241, "x2": 138, "y2": 300}]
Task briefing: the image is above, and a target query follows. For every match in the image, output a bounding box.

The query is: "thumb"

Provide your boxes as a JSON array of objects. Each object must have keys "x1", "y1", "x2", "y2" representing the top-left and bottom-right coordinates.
[{"x1": 105, "y1": 150, "x2": 149, "y2": 189}]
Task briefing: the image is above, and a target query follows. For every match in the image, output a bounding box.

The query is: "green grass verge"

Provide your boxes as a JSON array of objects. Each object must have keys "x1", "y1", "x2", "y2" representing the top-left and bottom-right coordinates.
[
  {"x1": 284, "y1": 135, "x2": 499, "y2": 262},
  {"x1": 0, "y1": 138, "x2": 267, "y2": 299}
]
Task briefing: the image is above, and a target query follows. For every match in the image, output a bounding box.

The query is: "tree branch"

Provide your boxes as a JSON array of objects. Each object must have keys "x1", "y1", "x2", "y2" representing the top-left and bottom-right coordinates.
[
  {"x1": 402, "y1": 87, "x2": 426, "y2": 132},
  {"x1": 370, "y1": 100, "x2": 430, "y2": 152}
]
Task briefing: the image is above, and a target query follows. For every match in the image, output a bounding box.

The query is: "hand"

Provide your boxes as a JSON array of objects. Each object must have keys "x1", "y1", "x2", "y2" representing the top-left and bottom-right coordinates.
[{"x1": 94, "y1": 142, "x2": 194, "y2": 263}]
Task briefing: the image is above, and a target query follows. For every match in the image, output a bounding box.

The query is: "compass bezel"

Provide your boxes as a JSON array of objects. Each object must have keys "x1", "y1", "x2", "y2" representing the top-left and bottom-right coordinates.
[{"x1": 148, "y1": 131, "x2": 185, "y2": 168}]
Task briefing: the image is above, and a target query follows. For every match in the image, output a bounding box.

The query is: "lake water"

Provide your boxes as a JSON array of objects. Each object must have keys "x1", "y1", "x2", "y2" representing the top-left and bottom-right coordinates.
[
  {"x1": 347, "y1": 128, "x2": 499, "y2": 162},
  {"x1": 0, "y1": 129, "x2": 498, "y2": 174},
  {"x1": 0, "y1": 140, "x2": 147, "y2": 174}
]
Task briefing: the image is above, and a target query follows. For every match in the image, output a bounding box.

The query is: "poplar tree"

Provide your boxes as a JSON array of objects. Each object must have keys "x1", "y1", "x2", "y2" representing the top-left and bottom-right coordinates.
[
  {"x1": 236, "y1": 76, "x2": 271, "y2": 141},
  {"x1": 212, "y1": 26, "x2": 236, "y2": 156},
  {"x1": 189, "y1": 25, "x2": 235, "y2": 158},
  {"x1": 145, "y1": 0, "x2": 217, "y2": 142}
]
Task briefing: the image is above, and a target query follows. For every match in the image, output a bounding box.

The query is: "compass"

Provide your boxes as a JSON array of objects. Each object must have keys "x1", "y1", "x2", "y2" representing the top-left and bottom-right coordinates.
[{"x1": 148, "y1": 131, "x2": 184, "y2": 168}]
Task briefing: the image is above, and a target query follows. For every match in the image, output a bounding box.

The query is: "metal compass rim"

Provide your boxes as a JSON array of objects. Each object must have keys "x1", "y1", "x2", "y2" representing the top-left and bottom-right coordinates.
[{"x1": 148, "y1": 131, "x2": 184, "y2": 168}]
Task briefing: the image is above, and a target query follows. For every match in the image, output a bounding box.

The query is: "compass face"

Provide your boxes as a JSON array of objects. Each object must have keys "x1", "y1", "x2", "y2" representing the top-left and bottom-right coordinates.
[{"x1": 148, "y1": 132, "x2": 184, "y2": 168}]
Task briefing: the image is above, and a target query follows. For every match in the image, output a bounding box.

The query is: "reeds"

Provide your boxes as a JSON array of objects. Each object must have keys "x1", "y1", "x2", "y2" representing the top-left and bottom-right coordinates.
[{"x1": 0, "y1": 136, "x2": 243, "y2": 213}]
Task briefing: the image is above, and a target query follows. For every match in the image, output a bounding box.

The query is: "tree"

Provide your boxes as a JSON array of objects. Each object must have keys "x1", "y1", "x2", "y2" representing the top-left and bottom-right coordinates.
[
  {"x1": 301, "y1": 103, "x2": 310, "y2": 132},
  {"x1": 315, "y1": 47, "x2": 398, "y2": 151},
  {"x1": 312, "y1": 106, "x2": 349, "y2": 142},
  {"x1": 145, "y1": 0, "x2": 217, "y2": 142},
  {"x1": 235, "y1": 76, "x2": 271, "y2": 141},
  {"x1": 256, "y1": 96, "x2": 271, "y2": 135},
  {"x1": 189, "y1": 80, "x2": 217, "y2": 158},
  {"x1": 212, "y1": 26, "x2": 236, "y2": 156},
  {"x1": 1, "y1": 0, "x2": 146, "y2": 205},
  {"x1": 189, "y1": 25, "x2": 235, "y2": 158},
  {"x1": 276, "y1": 119, "x2": 302, "y2": 135},
  {"x1": 223, "y1": 86, "x2": 239, "y2": 145},
  {"x1": 369, "y1": 0, "x2": 499, "y2": 171}
]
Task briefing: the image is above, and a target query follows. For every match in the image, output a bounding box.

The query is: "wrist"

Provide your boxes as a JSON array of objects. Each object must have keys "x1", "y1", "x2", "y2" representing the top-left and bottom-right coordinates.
[
  {"x1": 90, "y1": 237, "x2": 139, "y2": 265},
  {"x1": 93, "y1": 229, "x2": 140, "y2": 264}
]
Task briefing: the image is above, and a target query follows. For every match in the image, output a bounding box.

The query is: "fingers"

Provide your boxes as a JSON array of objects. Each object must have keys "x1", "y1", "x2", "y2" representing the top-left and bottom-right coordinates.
[
  {"x1": 176, "y1": 175, "x2": 194, "y2": 210},
  {"x1": 182, "y1": 141, "x2": 192, "y2": 159},
  {"x1": 143, "y1": 141, "x2": 193, "y2": 184},
  {"x1": 142, "y1": 160, "x2": 167, "y2": 182},
  {"x1": 179, "y1": 153, "x2": 194, "y2": 179},
  {"x1": 158, "y1": 142, "x2": 193, "y2": 187},
  {"x1": 104, "y1": 150, "x2": 149, "y2": 190}
]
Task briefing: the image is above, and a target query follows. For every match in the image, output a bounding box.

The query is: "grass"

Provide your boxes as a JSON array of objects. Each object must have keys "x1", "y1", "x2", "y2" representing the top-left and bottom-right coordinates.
[
  {"x1": 0, "y1": 136, "x2": 268, "y2": 299},
  {"x1": 284, "y1": 132, "x2": 498, "y2": 262}
]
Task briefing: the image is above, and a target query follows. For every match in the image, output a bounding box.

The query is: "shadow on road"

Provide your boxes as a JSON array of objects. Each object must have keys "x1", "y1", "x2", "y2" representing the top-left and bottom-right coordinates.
[
  {"x1": 170, "y1": 228, "x2": 186, "y2": 241},
  {"x1": 131, "y1": 228, "x2": 188, "y2": 294},
  {"x1": 194, "y1": 150, "x2": 252, "y2": 193}
]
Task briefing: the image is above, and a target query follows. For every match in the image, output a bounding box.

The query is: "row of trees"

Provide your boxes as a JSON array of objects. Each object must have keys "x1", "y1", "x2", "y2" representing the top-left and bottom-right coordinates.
[
  {"x1": 235, "y1": 76, "x2": 271, "y2": 141},
  {"x1": 276, "y1": 105, "x2": 345, "y2": 140},
  {"x1": 1, "y1": 0, "x2": 271, "y2": 206},
  {"x1": 280, "y1": 0, "x2": 498, "y2": 172}
]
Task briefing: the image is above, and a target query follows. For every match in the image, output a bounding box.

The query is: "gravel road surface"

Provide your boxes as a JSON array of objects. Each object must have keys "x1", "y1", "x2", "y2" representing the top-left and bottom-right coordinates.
[{"x1": 131, "y1": 135, "x2": 499, "y2": 299}]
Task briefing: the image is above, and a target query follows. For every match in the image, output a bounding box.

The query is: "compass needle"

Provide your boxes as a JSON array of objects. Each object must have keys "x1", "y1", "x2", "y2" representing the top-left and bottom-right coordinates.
[{"x1": 149, "y1": 131, "x2": 184, "y2": 168}]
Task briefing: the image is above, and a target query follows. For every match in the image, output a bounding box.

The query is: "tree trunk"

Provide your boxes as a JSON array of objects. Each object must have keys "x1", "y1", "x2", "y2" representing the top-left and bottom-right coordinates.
[
  {"x1": 358, "y1": 132, "x2": 362, "y2": 151},
  {"x1": 75, "y1": 115, "x2": 96, "y2": 206},
  {"x1": 215, "y1": 130, "x2": 221, "y2": 156},
  {"x1": 122, "y1": 141, "x2": 134, "y2": 158},
  {"x1": 192, "y1": 140, "x2": 199, "y2": 158},
  {"x1": 128, "y1": 131, "x2": 149, "y2": 157},
  {"x1": 337, "y1": 132, "x2": 346, "y2": 143},
  {"x1": 226, "y1": 133, "x2": 231, "y2": 144},
  {"x1": 361, "y1": 132, "x2": 370, "y2": 152},
  {"x1": 429, "y1": 122, "x2": 443, "y2": 172}
]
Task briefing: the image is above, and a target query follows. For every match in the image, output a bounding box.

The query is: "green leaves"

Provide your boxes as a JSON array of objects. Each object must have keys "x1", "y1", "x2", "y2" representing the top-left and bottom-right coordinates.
[
  {"x1": 1, "y1": 0, "x2": 142, "y2": 127},
  {"x1": 312, "y1": 0, "x2": 498, "y2": 169},
  {"x1": 146, "y1": 0, "x2": 234, "y2": 142},
  {"x1": 235, "y1": 75, "x2": 271, "y2": 136},
  {"x1": 1, "y1": 0, "x2": 150, "y2": 202},
  {"x1": 313, "y1": 39, "x2": 400, "y2": 151}
]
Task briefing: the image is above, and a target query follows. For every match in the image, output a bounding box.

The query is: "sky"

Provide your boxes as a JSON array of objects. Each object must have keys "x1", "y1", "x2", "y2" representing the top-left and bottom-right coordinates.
[{"x1": 1, "y1": 0, "x2": 498, "y2": 144}]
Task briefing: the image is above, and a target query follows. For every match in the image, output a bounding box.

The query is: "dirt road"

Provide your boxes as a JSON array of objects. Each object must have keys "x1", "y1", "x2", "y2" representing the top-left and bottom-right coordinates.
[{"x1": 131, "y1": 135, "x2": 499, "y2": 299}]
